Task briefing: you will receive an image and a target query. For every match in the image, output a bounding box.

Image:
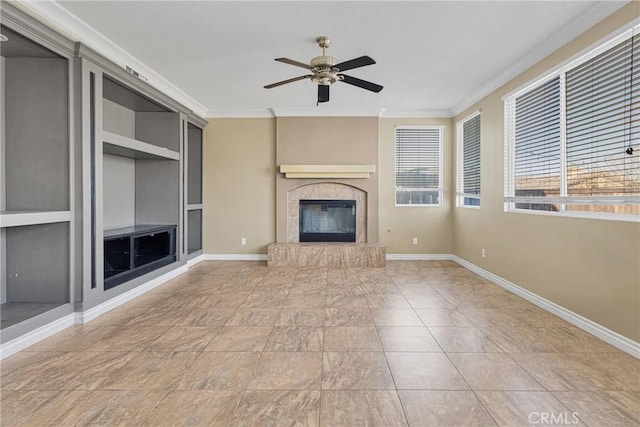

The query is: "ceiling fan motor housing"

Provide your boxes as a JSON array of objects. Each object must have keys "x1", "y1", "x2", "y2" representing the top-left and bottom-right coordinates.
[{"x1": 310, "y1": 55, "x2": 340, "y2": 85}]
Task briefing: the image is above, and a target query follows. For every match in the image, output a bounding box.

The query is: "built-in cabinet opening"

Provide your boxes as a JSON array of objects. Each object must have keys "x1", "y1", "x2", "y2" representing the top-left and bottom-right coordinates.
[
  {"x1": 0, "y1": 23, "x2": 72, "y2": 334},
  {"x1": 103, "y1": 225, "x2": 176, "y2": 289},
  {"x1": 99, "y1": 74, "x2": 180, "y2": 290},
  {"x1": 186, "y1": 123, "x2": 203, "y2": 256}
]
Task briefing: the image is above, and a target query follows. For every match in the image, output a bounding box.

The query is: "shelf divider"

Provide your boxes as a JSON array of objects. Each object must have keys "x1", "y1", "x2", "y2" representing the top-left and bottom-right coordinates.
[
  {"x1": 0, "y1": 211, "x2": 72, "y2": 228},
  {"x1": 102, "y1": 130, "x2": 180, "y2": 161}
]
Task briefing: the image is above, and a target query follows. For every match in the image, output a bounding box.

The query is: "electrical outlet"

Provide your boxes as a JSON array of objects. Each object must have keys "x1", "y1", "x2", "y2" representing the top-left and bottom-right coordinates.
[
  {"x1": 412, "y1": 237, "x2": 418, "y2": 245},
  {"x1": 241, "y1": 238, "x2": 247, "y2": 246},
  {"x1": 481, "y1": 248, "x2": 486, "y2": 258}
]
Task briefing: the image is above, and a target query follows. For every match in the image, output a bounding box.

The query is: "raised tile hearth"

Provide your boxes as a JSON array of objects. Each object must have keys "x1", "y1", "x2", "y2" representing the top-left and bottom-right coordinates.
[{"x1": 267, "y1": 243, "x2": 386, "y2": 267}]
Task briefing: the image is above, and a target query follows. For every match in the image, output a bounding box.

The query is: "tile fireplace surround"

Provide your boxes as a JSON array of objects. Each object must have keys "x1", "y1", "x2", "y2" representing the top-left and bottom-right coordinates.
[
  {"x1": 287, "y1": 183, "x2": 367, "y2": 243},
  {"x1": 271, "y1": 182, "x2": 385, "y2": 267}
]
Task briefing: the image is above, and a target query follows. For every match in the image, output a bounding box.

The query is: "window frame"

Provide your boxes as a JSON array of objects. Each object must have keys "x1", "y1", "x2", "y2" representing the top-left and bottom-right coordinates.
[
  {"x1": 456, "y1": 111, "x2": 481, "y2": 208},
  {"x1": 503, "y1": 21, "x2": 640, "y2": 222},
  {"x1": 394, "y1": 125, "x2": 444, "y2": 207}
]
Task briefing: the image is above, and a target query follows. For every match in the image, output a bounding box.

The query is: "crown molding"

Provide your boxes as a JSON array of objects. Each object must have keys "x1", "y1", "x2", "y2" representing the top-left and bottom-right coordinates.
[
  {"x1": 206, "y1": 109, "x2": 275, "y2": 118},
  {"x1": 269, "y1": 107, "x2": 383, "y2": 117},
  {"x1": 379, "y1": 108, "x2": 453, "y2": 118},
  {"x1": 450, "y1": 0, "x2": 629, "y2": 117},
  {"x1": 12, "y1": 0, "x2": 208, "y2": 118}
]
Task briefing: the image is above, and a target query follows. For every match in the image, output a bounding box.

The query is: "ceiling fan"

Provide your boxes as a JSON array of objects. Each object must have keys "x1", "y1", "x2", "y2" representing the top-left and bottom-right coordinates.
[{"x1": 264, "y1": 36, "x2": 383, "y2": 104}]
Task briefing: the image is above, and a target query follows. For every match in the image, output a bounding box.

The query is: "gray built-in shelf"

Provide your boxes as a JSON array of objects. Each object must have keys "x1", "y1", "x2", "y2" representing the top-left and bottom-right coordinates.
[
  {"x1": 103, "y1": 131, "x2": 179, "y2": 161},
  {"x1": 1, "y1": 15, "x2": 74, "y2": 341}
]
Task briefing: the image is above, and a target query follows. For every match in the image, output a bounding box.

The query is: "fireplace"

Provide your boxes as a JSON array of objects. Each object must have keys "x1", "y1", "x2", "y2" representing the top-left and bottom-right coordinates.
[{"x1": 299, "y1": 200, "x2": 356, "y2": 242}]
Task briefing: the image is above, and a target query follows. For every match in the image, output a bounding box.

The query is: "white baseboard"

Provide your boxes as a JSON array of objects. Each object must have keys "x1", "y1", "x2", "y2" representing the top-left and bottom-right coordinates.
[
  {"x1": 187, "y1": 254, "x2": 205, "y2": 267},
  {"x1": 77, "y1": 265, "x2": 189, "y2": 325},
  {"x1": 203, "y1": 254, "x2": 268, "y2": 261},
  {"x1": 0, "y1": 314, "x2": 75, "y2": 359},
  {"x1": 451, "y1": 255, "x2": 640, "y2": 359},
  {"x1": 386, "y1": 254, "x2": 454, "y2": 261}
]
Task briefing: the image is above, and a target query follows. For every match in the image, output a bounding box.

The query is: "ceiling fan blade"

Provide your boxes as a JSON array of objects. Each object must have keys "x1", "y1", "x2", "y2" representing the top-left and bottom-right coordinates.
[
  {"x1": 264, "y1": 75, "x2": 312, "y2": 89},
  {"x1": 317, "y1": 85, "x2": 330, "y2": 103},
  {"x1": 275, "y1": 58, "x2": 313, "y2": 70},
  {"x1": 335, "y1": 55, "x2": 376, "y2": 72},
  {"x1": 339, "y1": 74, "x2": 383, "y2": 93}
]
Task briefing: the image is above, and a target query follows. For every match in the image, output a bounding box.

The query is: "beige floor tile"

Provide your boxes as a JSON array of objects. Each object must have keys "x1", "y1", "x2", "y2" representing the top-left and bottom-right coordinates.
[
  {"x1": 449, "y1": 353, "x2": 544, "y2": 391},
  {"x1": 248, "y1": 352, "x2": 322, "y2": 390},
  {"x1": 414, "y1": 308, "x2": 473, "y2": 326},
  {"x1": 406, "y1": 293, "x2": 455, "y2": 309},
  {"x1": 326, "y1": 282, "x2": 365, "y2": 295},
  {"x1": 324, "y1": 327, "x2": 383, "y2": 351},
  {"x1": 284, "y1": 293, "x2": 326, "y2": 308},
  {"x1": 123, "y1": 306, "x2": 184, "y2": 327},
  {"x1": 509, "y1": 352, "x2": 639, "y2": 391},
  {"x1": 325, "y1": 308, "x2": 374, "y2": 326},
  {"x1": 278, "y1": 307, "x2": 326, "y2": 327},
  {"x1": 476, "y1": 391, "x2": 580, "y2": 426},
  {"x1": 553, "y1": 390, "x2": 640, "y2": 426},
  {"x1": 326, "y1": 294, "x2": 369, "y2": 308},
  {"x1": 145, "y1": 326, "x2": 218, "y2": 352},
  {"x1": 289, "y1": 281, "x2": 327, "y2": 294},
  {"x1": 366, "y1": 294, "x2": 411, "y2": 308},
  {"x1": 204, "y1": 326, "x2": 271, "y2": 351},
  {"x1": 226, "y1": 308, "x2": 281, "y2": 326},
  {"x1": 378, "y1": 326, "x2": 442, "y2": 352},
  {"x1": 84, "y1": 306, "x2": 148, "y2": 327},
  {"x1": 372, "y1": 308, "x2": 423, "y2": 326},
  {"x1": 143, "y1": 390, "x2": 242, "y2": 426},
  {"x1": 322, "y1": 352, "x2": 395, "y2": 390},
  {"x1": 429, "y1": 327, "x2": 503, "y2": 353},
  {"x1": 240, "y1": 290, "x2": 289, "y2": 308},
  {"x1": 361, "y1": 282, "x2": 402, "y2": 294},
  {"x1": 53, "y1": 390, "x2": 167, "y2": 426},
  {"x1": 399, "y1": 390, "x2": 496, "y2": 426},
  {"x1": 99, "y1": 352, "x2": 198, "y2": 391},
  {"x1": 176, "y1": 308, "x2": 236, "y2": 327},
  {"x1": 86, "y1": 326, "x2": 169, "y2": 352},
  {"x1": 23, "y1": 326, "x2": 118, "y2": 352},
  {"x1": 386, "y1": 352, "x2": 468, "y2": 390},
  {"x1": 179, "y1": 352, "x2": 260, "y2": 390},
  {"x1": 231, "y1": 390, "x2": 321, "y2": 427},
  {"x1": 199, "y1": 292, "x2": 250, "y2": 308},
  {"x1": 0, "y1": 390, "x2": 89, "y2": 426},
  {"x1": 321, "y1": 390, "x2": 407, "y2": 427},
  {"x1": 3, "y1": 351, "x2": 137, "y2": 391},
  {"x1": 264, "y1": 327, "x2": 324, "y2": 351}
]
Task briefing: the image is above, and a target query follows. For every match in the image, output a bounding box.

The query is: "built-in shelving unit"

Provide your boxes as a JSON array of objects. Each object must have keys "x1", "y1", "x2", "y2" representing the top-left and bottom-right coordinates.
[
  {"x1": 0, "y1": 16, "x2": 75, "y2": 341},
  {"x1": 0, "y1": 3, "x2": 206, "y2": 353}
]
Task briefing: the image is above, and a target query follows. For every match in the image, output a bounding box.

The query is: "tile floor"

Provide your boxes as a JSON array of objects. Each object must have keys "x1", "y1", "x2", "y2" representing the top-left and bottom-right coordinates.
[{"x1": 1, "y1": 260, "x2": 638, "y2": 426}]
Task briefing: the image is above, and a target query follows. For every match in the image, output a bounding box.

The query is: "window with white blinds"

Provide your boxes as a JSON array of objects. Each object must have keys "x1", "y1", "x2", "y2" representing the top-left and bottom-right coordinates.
[
  {"x1": 395, "y1": 126, "x2": 442, "y2": 206},
  {"x1": 456, "y1": 112, "x2": 481, "y2": 207},
  {"x1": 504, "y1": 24, "x2": 639, "y2": 219}
]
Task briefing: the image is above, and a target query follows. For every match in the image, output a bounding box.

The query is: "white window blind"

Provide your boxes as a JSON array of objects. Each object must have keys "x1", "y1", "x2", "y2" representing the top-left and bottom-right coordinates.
[
  {"x1": 395, "y1": 127, "x2": 442, "y2": 206},
  {"x1": 514, "y1": 76, "x2": 562, "y2": 211},
  {"x1": 457, "y1": 113, "x2": 481, "y2": 206},
  {"x1": 504, "y1": 25, "x2": 640, "y2": 219},
  {"x1": 565, "y1": 34, "x2": 639, "y2": 205}
]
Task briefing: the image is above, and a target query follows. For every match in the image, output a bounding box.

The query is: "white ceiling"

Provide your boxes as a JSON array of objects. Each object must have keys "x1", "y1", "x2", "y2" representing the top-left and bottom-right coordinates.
[{"x1": 28, "y1": 1, "x2": 627, "y2": 117}]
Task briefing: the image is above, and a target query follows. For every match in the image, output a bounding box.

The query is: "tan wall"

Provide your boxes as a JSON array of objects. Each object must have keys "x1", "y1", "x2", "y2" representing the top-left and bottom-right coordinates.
[
  {"x1": 453, "y1": 3, "x2": 640, "y2": 341},
  {"x1": 202, "y1": 118, "x2": 276, "y2": 254},
  {"x1": 275, "y1": 117, "x2": 379, "y2": 243},
  {"x1": 378, "y1": 118, "x2": 454, "y2": 254}
]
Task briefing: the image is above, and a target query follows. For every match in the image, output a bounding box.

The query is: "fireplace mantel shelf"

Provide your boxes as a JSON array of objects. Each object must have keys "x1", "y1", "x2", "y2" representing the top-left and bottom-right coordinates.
[{"x1": 279, "y1": 164, "x2": 375, "y2": 179}]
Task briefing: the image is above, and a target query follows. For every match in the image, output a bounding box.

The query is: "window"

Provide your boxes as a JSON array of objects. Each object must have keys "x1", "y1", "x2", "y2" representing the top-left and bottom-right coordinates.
[
  {"x1": 457, "y1": 112, "x2": 481, "y2": 207},
  {"x1": 504, "y1": 25, "x2": 639, "y2": 219},
  {"x1": 395, "y1": 126, "x2": 443, "y2": 206}
]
